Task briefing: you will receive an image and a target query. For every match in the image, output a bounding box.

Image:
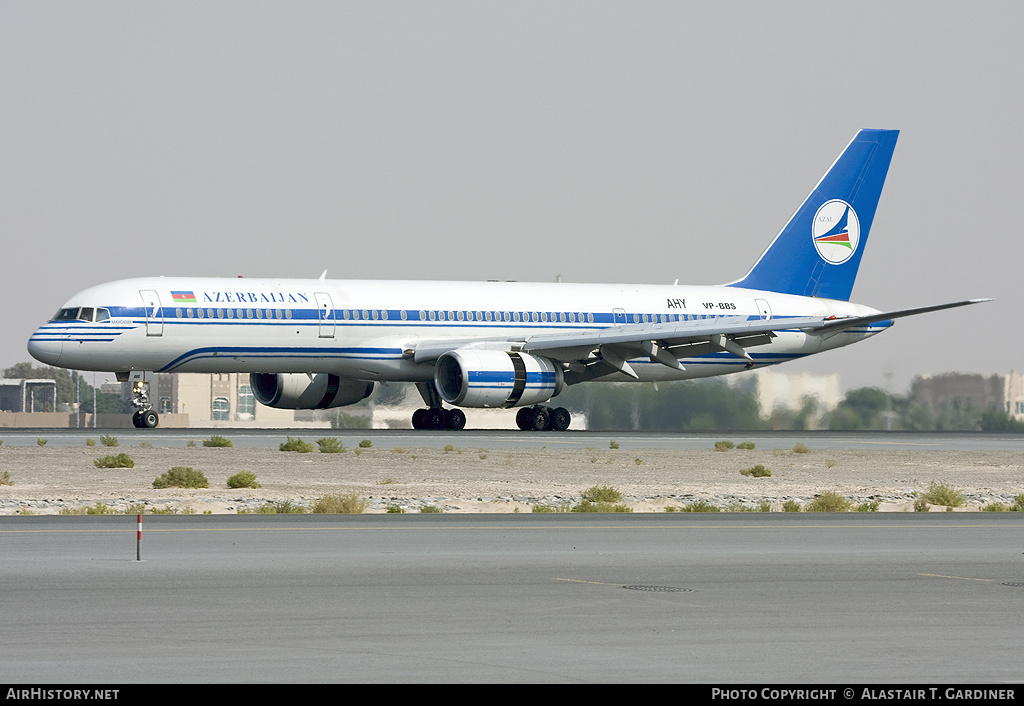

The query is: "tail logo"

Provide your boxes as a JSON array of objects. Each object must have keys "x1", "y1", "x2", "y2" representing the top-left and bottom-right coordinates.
[{"x1": 812, "y1": 199, "x2": 860, "y2": 265}]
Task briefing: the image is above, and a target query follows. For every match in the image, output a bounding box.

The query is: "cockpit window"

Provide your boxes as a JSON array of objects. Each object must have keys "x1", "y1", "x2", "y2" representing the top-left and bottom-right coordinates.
[
  {"x1": 52, "y1": 308, "x2": 81, "y2": 321},
  {"x1": 51, "y1": 307, "x2": 110, "y2": 322}
]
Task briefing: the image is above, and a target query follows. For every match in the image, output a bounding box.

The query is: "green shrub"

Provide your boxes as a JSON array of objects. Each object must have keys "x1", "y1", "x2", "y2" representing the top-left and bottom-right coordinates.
[
  {"x1": 782, "y1": 499, "x2": 802, "y2": 512},
  {"x1": 244, "y1": 500, "x2": 306, "y2": 514},
  {"x1": 0, "y1": 471, "x2": 12, "y2": 486},
  {"x1": 86, "y1": 502, "x2": 115, "y2": 515},
  {"x1": 582, "y1": 485, "x2": 623, "y2": 503},
  {"x1": 280, "y1": 436, "x2": 315, "y2": 453},
  {"x1": 443, "y1": 443, "x2": 456, "y2": 453},
  {"x1": 571, "y1": 501, "x2": 632, "y2": 513},
  {"x1": 714, "y1": 440, "x2": 735, "y2": 451},
  {"x1": 85, "y1": 438, "x2": 96, "y2": 447},
  {"x1": 806, "y1": 491, "x2": 851, "y2": 512},
  {"x1": 358, "y1": 439, "x2": 373, "y2": 448},
  {"x1": 152, "y1": 467, "x2": 208, "y2": 489},
  {"x1": 793, "y1": 443, "x2": 810, "y2": 454},
  {"x1": 316, "y1": 437, "x2": 347, "y2": 453},
  {"x1": 186, "y1": 440, "x2": 196, "y2": 448},
  {"x1": 740, "y1": 464, "x2": 771, "y2": 477},
  {"x1": 1013, "y1": 494, "x2": 1024, "y2": 512},
  {"x1": 532, "y1": 503, "x2": 571, "y2": 513},
  {"x1": 203, "y1": 435, "x2": 233, "y2": 447},
  {"x1": 736, "y1": 441, "x2": 756, "y2": 450},
  {"x1": 420, "y1": 505, "x2": 443, "y2": 513},
  {"x1": 983, "y1": 502, "x2": 1009, "y2": 512},
  {"x1": 386, "y1": 505, "x2": 406, "y2": 513},
  {"x1": 726, "y1": 501, "x2": 755, "y2": 512},
  {"x1": 99, "y1": 435, "x2": 119, "y2": 447},
  {"x1": 914, "y1": 497, "x2": 931, "y2": 512},
  {"x1": 311, "y1": 492, "x2": 368, "y2": 514},
  {"x1": 856, "y1": 500, "x2": 880, "y2": 512},
  {"x1": 679, "y1": 500, "x2": 720, "y2": 513},
  {"x1": 94, "y1": 453, "x2": 135, "y2": 468},
  {"x1": 36, "y1": 438, "x2": 47, "y2": 446},
  {"x1": 226, "y1": 471, "x2": 261, "y2": 489},
  {"x1": 920, "y1": 482, "x2": 965, "y2": 508},
  {"x1": 609, "y1": 440, "x2": 619, "y2": 449}
]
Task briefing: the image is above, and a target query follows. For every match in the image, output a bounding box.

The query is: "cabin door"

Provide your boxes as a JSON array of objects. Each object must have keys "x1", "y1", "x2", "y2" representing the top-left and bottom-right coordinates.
[
  {"x1": 314, "y1": 292, "x2": 335, "y2": 338},
  {"x1": 139, "y1": 289, "x2": 163, "y2": 336}
]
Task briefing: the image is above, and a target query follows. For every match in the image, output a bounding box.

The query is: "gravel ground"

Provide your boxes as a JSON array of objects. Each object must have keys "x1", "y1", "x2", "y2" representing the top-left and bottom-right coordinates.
[{"x1": 1, "y1": 442, "x2": 1022, "y2": 514}]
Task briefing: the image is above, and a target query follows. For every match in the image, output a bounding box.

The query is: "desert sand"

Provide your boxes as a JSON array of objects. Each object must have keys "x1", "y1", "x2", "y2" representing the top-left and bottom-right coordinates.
[{"x1": 1, "y1": 441, "x2": 1021, "y2": 514}]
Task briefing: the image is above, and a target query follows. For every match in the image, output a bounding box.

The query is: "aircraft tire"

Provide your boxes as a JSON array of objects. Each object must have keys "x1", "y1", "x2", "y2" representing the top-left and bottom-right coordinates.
[
  {"x1": 424, "y1": 408, "x2": 445, "y2": 430},
  {"x1": 444, "y1": 408, "x2": 466, "y2": 431},
  {"x1": 141, "y1": 410, "x2": 159, "y2": 429},
  {"x1": 131, "y1": 411, "x2": 142, "y2": 428},
  {"x1": 530, "y1": 406, "x2": 551, "y2": 431},
  {"x1": 412, "y1": 408, "x2": 426, "y2": 429},
  {"x1": 516, "y1": 407, "x2": 535, "y2": 431},
  {"x1": 551, "y1": 407, "x2": 571, "y2": 431}
]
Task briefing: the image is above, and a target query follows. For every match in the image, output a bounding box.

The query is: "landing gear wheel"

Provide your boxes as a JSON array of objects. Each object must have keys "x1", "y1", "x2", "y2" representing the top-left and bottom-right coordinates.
[
  {"x1": 444, "y1": 408, "x2": 466, "y2": 431},
  {"x1": 424, "y1": 407, "x2": 446, "y2": 430},
  {"x1": 551, "y1": 407, "x2": 571, "y2": 431},
  {"x1": 131, "y1": 411, "x2": 142, "y2": 428},
  {"x1": 530, "y1": 406, "x2": 551, "y2": 431},
  {"x1": 412, "y1": 408, "x2": 426, "y2": 429},
  {"x1": 516, "y1": 407, "x2": 535, "y2": 431},
  {"x1": 140, "y1": 410, "x2": 159, "y2": 429}
]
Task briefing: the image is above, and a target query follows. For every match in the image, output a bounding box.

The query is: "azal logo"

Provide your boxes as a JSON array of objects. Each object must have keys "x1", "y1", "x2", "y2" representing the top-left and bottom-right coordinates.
[{"x1": 812, "y1": 199, "x2": 860, "y2": 265}]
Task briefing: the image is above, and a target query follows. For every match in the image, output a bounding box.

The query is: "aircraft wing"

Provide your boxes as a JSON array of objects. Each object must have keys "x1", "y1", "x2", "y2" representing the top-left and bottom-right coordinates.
[{"x1": 412, "y1": 298, "x2": 989, "y2": 383}]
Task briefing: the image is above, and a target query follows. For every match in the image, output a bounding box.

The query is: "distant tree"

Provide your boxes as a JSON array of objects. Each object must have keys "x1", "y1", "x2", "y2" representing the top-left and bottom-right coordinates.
[
  {"x1": 978, "y1": 408, "x2": 1024, "y2": 433},
  {"x1": 827, "y1": 387, "x2": 897, "y2": 430},
  {"x1": 556, "y1": 379, "x2": 767, "y2": 431}
]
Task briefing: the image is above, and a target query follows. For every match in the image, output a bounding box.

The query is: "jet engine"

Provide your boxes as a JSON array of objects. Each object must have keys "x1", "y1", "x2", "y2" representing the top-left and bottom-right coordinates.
[
  {"x1": 434, "y1": 350, "x2": 563, "y2": 408},
  {"x1": 250, "y1": 373, "x2": 374, "y2": 409}
]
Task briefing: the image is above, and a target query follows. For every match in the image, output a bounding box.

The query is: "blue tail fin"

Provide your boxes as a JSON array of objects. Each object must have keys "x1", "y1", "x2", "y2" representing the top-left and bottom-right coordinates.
[{"x1": 727, "y1": 129, "x2": 899, "y2": 301}]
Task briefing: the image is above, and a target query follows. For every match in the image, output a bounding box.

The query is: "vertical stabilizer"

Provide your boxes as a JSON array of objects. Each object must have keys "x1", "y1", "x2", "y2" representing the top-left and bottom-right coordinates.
[{"x1": 727, "y1": 129, "x2": 899, "y2": 301}]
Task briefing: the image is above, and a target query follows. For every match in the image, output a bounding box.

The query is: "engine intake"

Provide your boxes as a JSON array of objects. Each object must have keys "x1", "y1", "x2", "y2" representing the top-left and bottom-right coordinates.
[
  {"x1": 250, "y1": 373, "x2": 374, "y2": 409},
  {"x1": 434, "y1": 350, "x2": 563, "y2": 408}
]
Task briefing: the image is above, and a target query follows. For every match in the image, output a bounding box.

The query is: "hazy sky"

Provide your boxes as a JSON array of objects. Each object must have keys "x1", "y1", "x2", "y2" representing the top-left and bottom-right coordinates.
[{"x1": 2, "y1": 2, "x2": 1021, "y2": 393}]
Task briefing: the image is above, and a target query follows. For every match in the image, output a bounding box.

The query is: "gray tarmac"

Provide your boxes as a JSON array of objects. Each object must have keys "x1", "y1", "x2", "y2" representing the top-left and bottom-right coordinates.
[
  {"x1": 2, "y1": 512, "x2": 1023, "y2": 683},
  {"x1": 4, "y1": 428, "x2": 1024, "y2": 451}
]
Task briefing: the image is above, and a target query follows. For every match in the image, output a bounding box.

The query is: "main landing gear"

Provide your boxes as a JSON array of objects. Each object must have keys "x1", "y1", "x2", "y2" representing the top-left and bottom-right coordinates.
[
  {"x1": 411, "y1": 382, "x2": 466, "y2": 430},
  {"x1": 516, "y1": 405, "x2": 571, "y2": 432},
  {"x1": 411, "y1": 407, "x2": 466, "y2": 430}
]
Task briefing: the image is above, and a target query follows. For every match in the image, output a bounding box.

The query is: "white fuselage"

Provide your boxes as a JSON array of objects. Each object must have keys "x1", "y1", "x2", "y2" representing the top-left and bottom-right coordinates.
[{"x1": 27, "y1": 276, "x2": 888, "y2": 383}]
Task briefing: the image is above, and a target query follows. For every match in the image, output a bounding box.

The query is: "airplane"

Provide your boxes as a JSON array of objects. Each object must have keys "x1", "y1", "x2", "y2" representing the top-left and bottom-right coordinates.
[{"x1": 27, "y1": 129, "x2": 987, "y2": 430}]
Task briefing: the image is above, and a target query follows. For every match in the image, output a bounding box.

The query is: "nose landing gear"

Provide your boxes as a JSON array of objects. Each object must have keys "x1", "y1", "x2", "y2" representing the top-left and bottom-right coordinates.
[{"x1": 127, "y1": 373, "x2": 159, "y2": 428}]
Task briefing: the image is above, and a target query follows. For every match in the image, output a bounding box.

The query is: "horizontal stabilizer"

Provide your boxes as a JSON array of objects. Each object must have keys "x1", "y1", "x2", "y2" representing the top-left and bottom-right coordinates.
[{"x1": 807, "y1": 299, "x2": 992, "y2": 333}]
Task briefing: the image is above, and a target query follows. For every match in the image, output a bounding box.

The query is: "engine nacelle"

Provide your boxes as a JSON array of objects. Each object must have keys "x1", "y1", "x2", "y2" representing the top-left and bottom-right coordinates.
[
  {"x1": 250, "y1": 373, "x2": 374, "y2": 410},
  {"x1": 434, "y1": 350, "x2": 563, "y2": 408}
]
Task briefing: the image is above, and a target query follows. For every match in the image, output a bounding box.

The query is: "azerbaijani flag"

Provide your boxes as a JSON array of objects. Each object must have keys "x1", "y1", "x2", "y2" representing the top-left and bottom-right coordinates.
[{"x1": 171, "y1": 290, "x2": 197, "y2": 304}]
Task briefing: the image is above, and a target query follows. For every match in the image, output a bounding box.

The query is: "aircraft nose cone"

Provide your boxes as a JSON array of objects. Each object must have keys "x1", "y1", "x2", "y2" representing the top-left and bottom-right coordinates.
[{"x1": 28, "y1": 335, "x2": 63, "y2": 366}]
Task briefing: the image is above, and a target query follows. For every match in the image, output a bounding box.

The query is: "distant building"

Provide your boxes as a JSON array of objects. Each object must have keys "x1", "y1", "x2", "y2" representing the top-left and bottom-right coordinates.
[
  {"x1": 729, "y1": 369, "x2": 842, "y2": 428},
  {"x1": 0, "y1": 379, "x2": 57, "y2": 413},
  {"x1": 911, "y1": 371, "x2": 1024, "y2": 419}
]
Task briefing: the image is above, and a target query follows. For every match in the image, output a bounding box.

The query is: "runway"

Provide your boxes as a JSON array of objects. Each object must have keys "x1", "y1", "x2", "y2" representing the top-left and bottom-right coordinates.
[
  {"x1": 2, "y1": 512, "x2": 1023, "y2": 683},
  {"x1": 3, "y1": 428, "x2": 1024, "y2": 452}
]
